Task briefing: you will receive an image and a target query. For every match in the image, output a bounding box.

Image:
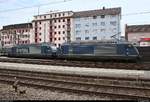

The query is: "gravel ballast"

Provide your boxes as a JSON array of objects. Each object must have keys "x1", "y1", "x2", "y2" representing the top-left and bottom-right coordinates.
[{"x1": 0, "y1": 83, "x2": 110, "y2": 100}]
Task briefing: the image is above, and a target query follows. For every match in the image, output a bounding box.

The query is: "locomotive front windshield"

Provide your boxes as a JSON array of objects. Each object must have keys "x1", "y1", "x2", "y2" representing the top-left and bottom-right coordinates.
[{"x1": 125, "y1": 44, "x2": 139, "y2": 56}]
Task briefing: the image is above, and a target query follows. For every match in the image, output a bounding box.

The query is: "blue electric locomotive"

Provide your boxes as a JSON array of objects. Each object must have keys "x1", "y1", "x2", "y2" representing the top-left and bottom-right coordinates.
[
  {"x1": 8, "y1": 43, "x2": 57, "y2": 59},
  {"x1": 59, "y1": 41, "x2": 140, "y2": 61}
]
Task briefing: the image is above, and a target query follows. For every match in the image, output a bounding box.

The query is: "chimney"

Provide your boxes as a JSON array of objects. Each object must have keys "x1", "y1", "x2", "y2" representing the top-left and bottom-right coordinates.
[{"x1": 102, "y1": 6, "x2": 105, "y2": 10}]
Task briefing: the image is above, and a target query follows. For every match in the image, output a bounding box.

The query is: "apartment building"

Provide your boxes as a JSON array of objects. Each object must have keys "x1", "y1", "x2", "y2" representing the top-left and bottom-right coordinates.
[
  {"x1": 0, "y1": 7, "x2": 121, "y2": 48},
  {"x1": 32, "y1": 11, "x2": 74, "y2": 47},
  {"x1": 125, "y1": 24, "x2": 150, "y2": 46},
  {"x1": 71, "y1": 7, "x2": 121, "y2": 41},
  {"x1": 0, "y1": 23, "x2": 33, "y2": 47}
]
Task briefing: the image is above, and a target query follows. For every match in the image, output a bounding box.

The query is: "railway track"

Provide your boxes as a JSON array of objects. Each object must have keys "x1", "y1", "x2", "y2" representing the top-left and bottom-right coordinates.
[
  {"x1": 0, "y1": 68, "x2": 150, "y2": 100},
  {"x1": 0, "y1": 57, "x2": 150, "y2": 70}
]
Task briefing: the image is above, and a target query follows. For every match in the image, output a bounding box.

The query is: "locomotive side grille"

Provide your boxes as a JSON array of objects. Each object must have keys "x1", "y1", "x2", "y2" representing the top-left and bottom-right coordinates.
[{"x1": 94, "y1": 45, "x2": 117, "y2": 55}]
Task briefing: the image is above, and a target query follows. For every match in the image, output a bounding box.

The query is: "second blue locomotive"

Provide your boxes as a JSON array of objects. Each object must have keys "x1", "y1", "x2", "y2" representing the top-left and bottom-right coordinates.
[{"x1": 7, "y1": 43, "x2": 57, "y2": 59}]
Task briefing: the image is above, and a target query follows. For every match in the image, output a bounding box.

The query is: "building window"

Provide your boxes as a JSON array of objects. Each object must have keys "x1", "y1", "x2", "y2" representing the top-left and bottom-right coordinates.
[
  {"x1": 93, "y1": 37, "x2": 97, "y2": 40},
  {"x1": 55, "y1": 14, "x2": 57, "y2": 17},
  {"x1": 54, "y1": 32, "x2": 57, "y2": 34},
  {"x1": 39, "y1": 33, "x2": 42, "y2": 35},
  {"x1": 92, "y1": 23, "x2": 97, "y2": 26},
  {"x1": 63, "y1": 13, "x2": 65, "y2": 16},
  {"x1": 63, "y1": 25, "x2": 65, "y2": 28},
  {"x1": 67, "y1": 19, "x2": 70, "y2": 22},
  {"x1": 75, "y1": 24, "x2": 81, "y2": 28},
  {"x1": 58, "y1": 37, "x2": 61, "y2": 40},
  {"x1": 93, "y1": 29, "x2": 97, "y2": 33},
  {"x1": 58, "y1": 44, "x2": 61, "y2": 47},
  {"x1": 59, "y1": 19, "x2": 61, "y2": 22},
  {"x1": 54, "y1": 20, "x2": 57, "y2": 23},
  {"x1": 50, "y1": 15, "x2": 52, "y2": 18},
  {"x1": 50, "y1": 38, "x2": 52, "y2": 42},
  {"x1": 76, "y1": 30, "x2": 81, "y2": 35},
  {"x1": 63, "y1": 19, "x2": 65, "y2": 22},
  {"x1": 50, "y1": 26, "x2": 52, "y2": 29},
  {"x1": 85, "y1": 30, "x2": 89, "y2": 34},
  {"x1": 76, "y1": 18, "x2": 80, "y2": 21},
  {"x1": 39, "y1": 22, "x2": 41, "y2": 24},
  {"x1": 63, "y1": 37, "x2": 65, "y2": 40},
  {"x1": 100, "y1": 29, "x2": 106, "y2": 32},
  {"x1": 63, "y1": 31, "x2": 65, "y2": 34},
  {"x1": 113, "y1": 28, "x2": 117, "y2": 32},
  {"x1": 54, "y1": 38, "x2": 57, "y2": 41},
  {"x1": 40, "y1": 39, "x2": 41, "y2": 41},
  {"x1": 58, "y1": 25, "x2": 61, "y2": 28},
  {"x1": 25, "y1": 41, "x2": 28, "y2": 44},
  {"x1": 85, "y1": 23, "x2": 89, "y2": 27},
  {"x1": 54, "y1": 26, "x2": 57, "y2": 29},
  {"x1": 101, "y1": 15, "x2": 105, "y2": 18},
  {"x1": 110, "y1": 15, "x2": 116, "y2": 18},
  {"x1": 93, "y1": 16, "x2": 97, "y2": 19},
  {"x1": 59, "y1": 14, "x2": 61, "y2": 17},
  {"x1": 85, "y1": 37, "x2": 89, "y2": 40},
  {"x1": 58, "y1": 31, "x2": 61, "y2": 34},
  {"x1": 110, "y1": 21, "x2": 117, "y2": 26},
  {"x1": 39, "y1": 27, "x2": 41, "y2": 30},
  {"x1": 44, "y1": 16, "x2": 46, "y2": 19},
  {"x1": 101, "y1": 22, "x2": 105, "y2": 26},
  {"x1": 76, "y1": 37, "x2": 81, "y2": 40}
]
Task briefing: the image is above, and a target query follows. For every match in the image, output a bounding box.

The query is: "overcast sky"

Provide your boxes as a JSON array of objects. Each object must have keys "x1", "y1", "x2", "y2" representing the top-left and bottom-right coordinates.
[{"x1": 0, "y1": 0, "x2": 150, "y2": 35}]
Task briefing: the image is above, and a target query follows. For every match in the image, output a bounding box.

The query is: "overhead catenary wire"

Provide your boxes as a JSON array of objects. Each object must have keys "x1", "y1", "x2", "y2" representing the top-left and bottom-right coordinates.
[
  {"x1": 122, "y1": 11, "x2": 150, "y2": 16},
  {"x1": 0, "y1": 0, "x2": 149, "y2": 17},
  {"x1": 0, "y1": 0, "x2": 72, "y2": 13}
]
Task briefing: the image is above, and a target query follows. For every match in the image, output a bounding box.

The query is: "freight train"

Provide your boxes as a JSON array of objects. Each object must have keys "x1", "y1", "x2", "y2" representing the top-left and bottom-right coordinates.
[{"x1": 0, "y1": 40, "x2": 140, "y2": 61}]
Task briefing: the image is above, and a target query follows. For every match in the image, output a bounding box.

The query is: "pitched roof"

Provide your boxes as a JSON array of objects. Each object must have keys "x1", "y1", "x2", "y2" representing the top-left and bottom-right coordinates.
[
  {"x1": 126, "y1": 24, "x2": 150, "y2": 33},
  {"x1": 2, "y1": 23, "x2": 32, "y2": 30},
  {"x1": 73, "y1": 7, "x2": 121, "y2": 18}
]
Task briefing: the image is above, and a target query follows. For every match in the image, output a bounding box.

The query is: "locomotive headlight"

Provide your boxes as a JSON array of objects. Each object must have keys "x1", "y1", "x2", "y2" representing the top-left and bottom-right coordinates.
[
  {"x1": 128, "y1": 44, "x2": 132, "y2": 48},
  {"x1": 126, "y1": 48, "x2": 129, "y2": 56}
]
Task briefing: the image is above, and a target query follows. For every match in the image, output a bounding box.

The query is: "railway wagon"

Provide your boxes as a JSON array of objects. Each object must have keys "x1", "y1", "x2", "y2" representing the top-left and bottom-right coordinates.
[
  {"x1": 8, "y1": 43, "x2": 57, "y2": 59},
  {"x1": 59, "y1": 41, "x2": 140, "y2": 61}
]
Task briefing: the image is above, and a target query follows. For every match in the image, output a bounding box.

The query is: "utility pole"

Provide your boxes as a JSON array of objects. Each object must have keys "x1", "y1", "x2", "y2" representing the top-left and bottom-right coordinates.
[{"x1": 37, "y1": 6, "x2": 40, "y2": 15}]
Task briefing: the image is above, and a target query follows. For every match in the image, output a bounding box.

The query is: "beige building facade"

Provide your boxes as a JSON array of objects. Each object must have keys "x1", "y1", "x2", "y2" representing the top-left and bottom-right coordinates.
[
  {"x1": 0, "y1": 23, "x2": 33, "y2": 48},
  {"x1": 125, "y1": 24, "x2": 150, "y2": 46}
]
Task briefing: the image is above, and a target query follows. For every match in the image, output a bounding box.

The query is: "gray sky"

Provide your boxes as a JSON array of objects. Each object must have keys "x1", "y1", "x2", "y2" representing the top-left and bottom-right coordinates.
[{"x1": 0, "y1": 0, "x2": 150, "y2": 35}]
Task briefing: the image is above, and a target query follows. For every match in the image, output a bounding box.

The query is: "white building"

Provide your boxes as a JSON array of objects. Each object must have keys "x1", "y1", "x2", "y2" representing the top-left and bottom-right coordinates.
[
  {"x1": 71, "y1": 7, "x2": 121, "y2": 41},
  {"x1": 32, "y1": 11, "x2": 74, "y2": 47}
]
